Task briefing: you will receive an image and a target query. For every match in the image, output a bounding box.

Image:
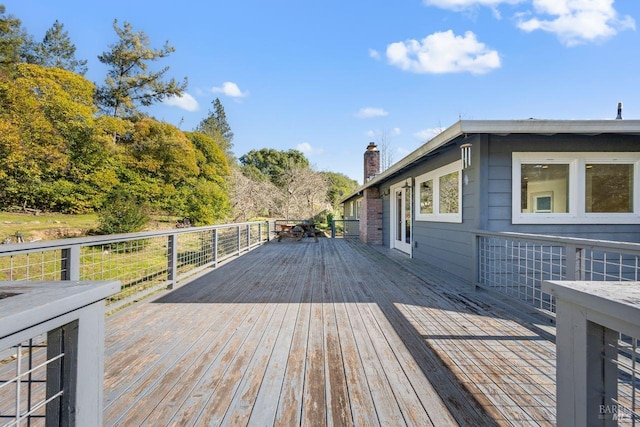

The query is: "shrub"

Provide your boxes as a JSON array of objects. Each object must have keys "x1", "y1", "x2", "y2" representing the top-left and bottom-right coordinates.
[{"x1": 97, "y1": 190, "x2": 149, "y2": 235}]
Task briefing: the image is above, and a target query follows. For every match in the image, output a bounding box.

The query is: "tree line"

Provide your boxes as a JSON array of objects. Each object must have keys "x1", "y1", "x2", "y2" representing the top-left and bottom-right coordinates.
[{"x1": 0, "y1": 5, "x2": 358, "y2": 230}]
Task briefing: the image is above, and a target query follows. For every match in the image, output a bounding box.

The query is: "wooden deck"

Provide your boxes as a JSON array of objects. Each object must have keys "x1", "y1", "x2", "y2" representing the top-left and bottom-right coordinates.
[{"x1": 103, "y1": 238, "x2": 556, "y2": 426}]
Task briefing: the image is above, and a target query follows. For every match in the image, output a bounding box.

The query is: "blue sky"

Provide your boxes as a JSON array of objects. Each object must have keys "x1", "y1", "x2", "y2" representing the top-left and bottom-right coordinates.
[{"x1": 6, "y1": 0, "x2": 639, "y2": 183}]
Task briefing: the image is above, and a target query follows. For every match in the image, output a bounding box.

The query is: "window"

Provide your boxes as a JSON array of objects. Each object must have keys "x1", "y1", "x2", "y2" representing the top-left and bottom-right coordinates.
[
  {"x1": 585, "y1": 163, "x2": 633, "y2": 213},
  {"x1": 512, "y1": 153, "x2": 640, "y2": 224},
  {"x1": 520, "y1": 163, "x2": 569, "y2": 214},
  {"x1": 350, "y1": 199, "x2": 361, "y2": 219},
  {"x1": 415, "y1": 161, "x2": 462, "y2": 223}
]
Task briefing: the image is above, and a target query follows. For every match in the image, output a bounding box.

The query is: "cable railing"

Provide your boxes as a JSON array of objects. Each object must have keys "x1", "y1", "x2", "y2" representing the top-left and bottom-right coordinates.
[
  {"x1": 543, "y1": 280, "x2": 640, "y2": 425},
  {"x1": 475, "y1": 231, "x2": 640, "y2": 316},
  {"x1": 0, "y1": 221, "x2": 272, "y2": 312},
  {"x1": 476, "y1": 231, "x2": 640, "y2": 425},
  {"x1": 0, "y1": 280, "x2": 120, "y2": 427}
]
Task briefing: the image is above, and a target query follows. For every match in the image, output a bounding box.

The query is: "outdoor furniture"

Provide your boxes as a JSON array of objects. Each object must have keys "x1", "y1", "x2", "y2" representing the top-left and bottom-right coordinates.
[{"x1": 276, "y1": 223, "x2": 321, "y2": 242}]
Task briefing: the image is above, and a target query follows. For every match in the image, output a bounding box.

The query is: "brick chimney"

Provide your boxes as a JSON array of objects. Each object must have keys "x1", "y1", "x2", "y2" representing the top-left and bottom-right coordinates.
[
  {"x1": 364, "y1": 142, "x2": 380, "y2": 183},
  {"x1": 360, "y1": 142, "x2": 383, "y2": 245}
]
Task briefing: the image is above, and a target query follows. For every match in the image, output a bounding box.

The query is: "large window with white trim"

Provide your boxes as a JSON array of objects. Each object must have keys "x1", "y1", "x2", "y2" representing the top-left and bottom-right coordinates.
[
  {"x1": 415, "y1": 161, "x2": 462, "y2": 223},
  {"x1": 512, "y1": 153, "x2": 640, "y2": 224}
]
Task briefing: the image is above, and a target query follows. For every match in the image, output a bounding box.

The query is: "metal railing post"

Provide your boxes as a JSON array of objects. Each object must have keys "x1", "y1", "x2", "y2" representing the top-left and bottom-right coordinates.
[
  {"x1": 331, "y1": 220, "x2": 336, "y2": 238},
  {"x1": 167, "y1": 234, "x2": 178, "y2": 290},
  {"x1": 213, "y1": 229, "x2": 218, "y2": 268},
  {"x1": 247, "y1": 225, "x2": 251, "y2": 251},
  {"x1": 237, "y1": 225, "x2": 241, "y2": 256}
]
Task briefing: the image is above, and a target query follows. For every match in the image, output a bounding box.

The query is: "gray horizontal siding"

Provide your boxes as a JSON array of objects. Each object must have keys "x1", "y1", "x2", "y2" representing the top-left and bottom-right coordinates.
[
  {"x1": 413, "y1": 224, "x2": 473, "y2": 282},
  {"x1": 485, "y1": 133, "x2": 640, "y2": 242}
]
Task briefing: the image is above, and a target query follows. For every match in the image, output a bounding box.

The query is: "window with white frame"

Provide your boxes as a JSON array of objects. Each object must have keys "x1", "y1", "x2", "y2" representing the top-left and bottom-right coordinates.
[
  {"x1": 415, "y1": 161, "x2": 462, "y2": 223},
  {"x1": 349, "y1": 199, "x2": 361, "y2": 219},
  {"x1": 512, "y1": 152, "x2": 640, "y2": 224}
]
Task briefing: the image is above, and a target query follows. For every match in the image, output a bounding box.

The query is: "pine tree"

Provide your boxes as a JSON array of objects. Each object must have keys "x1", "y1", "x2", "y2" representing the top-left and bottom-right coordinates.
[
  {"x1": 35, "y1": 20, "x2": 88, "y2": 75},
  {"x1": 95, "y1": 19, "x2": 187, "y2": 118},
  {"x1": 195, "y1": 97, "x2": 235, "y2": 164},
  {"x1": 213, "y1": 98, "x2": 233, "y2": 143}
]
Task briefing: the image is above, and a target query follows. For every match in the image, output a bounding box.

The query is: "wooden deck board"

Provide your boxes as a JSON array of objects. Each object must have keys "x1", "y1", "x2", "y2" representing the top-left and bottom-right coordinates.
[{"x1": 104, "y1": 238, "x2": 557, "y2": 426}]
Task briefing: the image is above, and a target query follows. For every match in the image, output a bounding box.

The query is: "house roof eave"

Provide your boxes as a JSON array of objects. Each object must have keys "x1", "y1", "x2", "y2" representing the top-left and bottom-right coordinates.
[{"x1": 339, "y1": 119, "x2": 640, "y2": 204}]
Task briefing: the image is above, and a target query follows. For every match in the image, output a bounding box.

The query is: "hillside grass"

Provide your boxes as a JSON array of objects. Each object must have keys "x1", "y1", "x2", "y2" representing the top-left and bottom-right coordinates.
[{"x1": 0, "y1": 211, "x2": 180, "y2": 243}]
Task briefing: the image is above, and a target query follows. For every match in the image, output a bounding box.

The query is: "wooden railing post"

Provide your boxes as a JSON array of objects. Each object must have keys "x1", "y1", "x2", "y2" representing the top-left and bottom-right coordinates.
[
  {"x1": 543, "y1": 280, "x2": 640, "y2": 426},
  {"x1": 46, "y1": 321, "x2": 78, "y2": 426},
  {"x1": 61, "y1": 245, "x2": 81, "y2": 281},
  {"x1": 471, "y1": 233, "x2": 479, "y2": 290},
  {"x1": 565, "y1": 244, "x2": 585, "y2": 281},
  {"x1": 237, "y1": 225, "x2": 241, "y2": 256},
  {"x1": 331, "y1": 220, "x2": 336, "y2": 238}
]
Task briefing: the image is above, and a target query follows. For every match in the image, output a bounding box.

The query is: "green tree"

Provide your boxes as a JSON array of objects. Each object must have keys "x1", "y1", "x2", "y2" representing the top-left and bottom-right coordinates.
[
  {"x1": 179, "y1": 177, "x2": 230, "y2": 225},
  {"x1": 97, "y1": 188, "x2": 149, "y2": 234},
  {"x1": 0, "y1": 63, "x2": 117, "y2": 212},
  {"x1": 185, "y1": 131, "x2": 231, "y2": 182},
  {"x1": 239, "y1": 148, "x2": 309, "y2": 186},
  {"x1": 33, "y1": 20, "x2": 88, "y2": 75},
  {"x1": 0, "y1": 63, "x2": 73, "y2": 209},
  {"x1": 95, "y1": 19, "x2": 187, "y2": 118},
  {"x1": 120, "y1": 117, "x2": 199, "y2": 185},
  {"x1": 195, "y1": 98, "x2": 235, "y2": 164},
  {"x1": 322, "y1": 171, "x2": 359, "y2": 210},
  {"x1": 0, "y1": 5, "x2": 32, "y2": 72}
]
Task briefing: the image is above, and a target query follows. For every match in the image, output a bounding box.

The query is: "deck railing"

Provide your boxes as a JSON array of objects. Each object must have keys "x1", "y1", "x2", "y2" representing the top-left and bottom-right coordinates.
[
  {"x1": 543, "y1": 280, "x2": 640, "y2": 425},
  {"x1": 475, "y1": 231, "x2": 640, "y2": 425},
  {"x1": 331, "y1": 219, "x2": 360, "y2": 239},
  {"x1": 0, "y1": 220, "x2": 272, "y2": 312},
  {"x1": 475, "y1": 230, "x2": 640, "y2": 316},
  {"x1": 0, "y1": 280, "x2": 120, "y2": 426}
]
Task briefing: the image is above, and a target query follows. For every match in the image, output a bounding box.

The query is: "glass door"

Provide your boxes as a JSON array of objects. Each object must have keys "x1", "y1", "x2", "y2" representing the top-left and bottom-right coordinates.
[{"x1": 393, "y1": 185, "x2": 412, "y2": 254}]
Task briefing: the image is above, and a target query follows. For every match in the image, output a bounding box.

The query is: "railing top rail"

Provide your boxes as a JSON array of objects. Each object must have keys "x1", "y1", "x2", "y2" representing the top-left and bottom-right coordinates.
[
  {"x1": 473, "y1": 229, "x2": 640, "y2": 253},
  {"x1": 0, "y1": 280, "x2": 121, "y2": 339},
  {"x1": 0, "y1": 220, "x2": 268, "y2": 255}
]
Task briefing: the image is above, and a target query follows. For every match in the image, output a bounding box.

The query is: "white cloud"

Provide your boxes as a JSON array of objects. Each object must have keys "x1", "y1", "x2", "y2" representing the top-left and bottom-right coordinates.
[
  {"x1": 423, "y1": 0, "x2": 523, "y2": 11},
  {"x1": 369, "y1": 48, "x2": 381, "y2": 60},
  {"x1": 365, "y1": 130, "x2": 376, "y2": 138},
  {"x1": 517, "y1": 0, "x2": 635, "y2": 46},
  {"x1": 413, "y1": 127, "x2": 444, "y2": 141},
  {"x1": 163, "y1": 93, "x2": 199, "y2": 112},
  {"x1": 296, "y1": 142, "x2": 324, "y2": 156},
  {"x1": 355, "y1": 107, "x2": 389, "y2": 118},
  {"x1": 212, "y1": 82, "x2": 249, "y2": 98},
  {"x1": 386, "y1": 30, "x2": 501, "y2": 74},
  {"x1": 392, "y1": 127, "x2": 401, "y2": 136}
]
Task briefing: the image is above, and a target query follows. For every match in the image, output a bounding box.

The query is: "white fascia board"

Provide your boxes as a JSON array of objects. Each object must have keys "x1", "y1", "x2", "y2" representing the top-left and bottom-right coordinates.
[
  {"x1": 339, "y1": 119, "x2": 640, "y2": 203},
  {"x1": 459, "y1": 119, "x2": 640, "y2": 135}
]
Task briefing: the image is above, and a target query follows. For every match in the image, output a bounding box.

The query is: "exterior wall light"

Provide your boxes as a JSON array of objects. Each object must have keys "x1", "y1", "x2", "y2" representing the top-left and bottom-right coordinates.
[{"x1": 461, "y1": 143, "x2": 472, "y2": 169}]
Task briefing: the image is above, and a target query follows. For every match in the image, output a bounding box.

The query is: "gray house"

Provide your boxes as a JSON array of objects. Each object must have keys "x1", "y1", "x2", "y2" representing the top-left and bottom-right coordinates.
[{"x1": 342, "y1": 119, "x2": 640, "y2": 284}]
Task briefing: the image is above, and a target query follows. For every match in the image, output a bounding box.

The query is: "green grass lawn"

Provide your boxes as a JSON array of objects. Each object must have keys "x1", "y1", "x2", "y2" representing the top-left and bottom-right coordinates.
[
  {"x1": 0, "y1": 211, "x2": 180, "y2": 243},
  {"x1": 0, "y1": 211, "x2": 98, "y2": 242}
]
